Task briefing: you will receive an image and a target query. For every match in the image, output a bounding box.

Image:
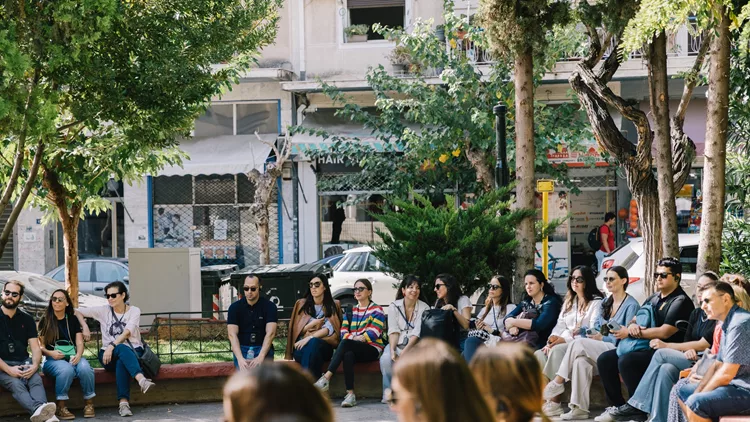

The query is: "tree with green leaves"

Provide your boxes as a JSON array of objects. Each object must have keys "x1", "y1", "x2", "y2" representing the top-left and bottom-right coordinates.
[
  {"x1": 477, "y1": 0, "x2": 570, "y2": 293},
  {"x1": 0, "y1": 0, "x2": 280, "y2": 304},
  {"x1": 568, "y1": 0, "x2": 710, "y2": 294},
  {"x1": 372, "y1": 187, "x2": 536, "y2": 301}
]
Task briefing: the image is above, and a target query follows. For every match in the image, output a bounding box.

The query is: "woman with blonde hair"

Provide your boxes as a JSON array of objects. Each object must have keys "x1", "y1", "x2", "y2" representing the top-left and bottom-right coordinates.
[
  {"x1": 223, "y1": 363, "x2": 333, "y2": 422},
  {"x1": 388, "y1": 338, "x2": 493, "y2": 422},
  {"x1": 470, "y1": 343, "x2": 551, "y2": 422}
]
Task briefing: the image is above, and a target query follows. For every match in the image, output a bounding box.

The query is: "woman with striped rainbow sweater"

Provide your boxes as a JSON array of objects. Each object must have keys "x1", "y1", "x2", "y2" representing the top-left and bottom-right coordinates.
[{"x1": 314, "y1": 278, "x2": 386, "y2": 408}]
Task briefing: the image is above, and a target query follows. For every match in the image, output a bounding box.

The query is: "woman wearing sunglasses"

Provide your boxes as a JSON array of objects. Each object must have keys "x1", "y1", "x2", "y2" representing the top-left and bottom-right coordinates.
[
  {"x1": 285, "y1": 274, "x2": 343, "y2": 380},
  {"x1": 74, "y1": 281, "x2": 154, "y2": 417},
  {"x1": 434, "y1": 274, "x2": 473, "y2": 351},
  {"x1": 541, "y1": 265, "x2": 639, "y2": 420},
  {"x1": 380, "y1": 275, "x2": 430, "y2": 403},
  {"x1": 314, "y1": 278, "x2": 385, "y2": 408},
  {"x1": 462, "y1": 275, "x2": 516, "y2": 362},
  {"x1": 38, "y1": 289, "x2": 96, "y2": 419}
]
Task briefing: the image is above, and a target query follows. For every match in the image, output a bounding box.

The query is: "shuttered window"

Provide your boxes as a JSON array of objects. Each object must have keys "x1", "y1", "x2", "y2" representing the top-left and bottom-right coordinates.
[{"x1": 348, "y1": 0, "x2": 404, "y2": 9}]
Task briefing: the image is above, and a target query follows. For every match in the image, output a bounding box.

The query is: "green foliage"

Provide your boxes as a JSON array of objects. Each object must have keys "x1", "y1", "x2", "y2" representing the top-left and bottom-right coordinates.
[
  {"x1": 0, "y1": 0, "x2": 280, "y2": 220},
  {"x1": 289, "y1": 0, "x2": 593, "y2": 200},
  {"x1": 345, "y1": 24, "x2": 370, "y2": 36},
  {"x1": 721, "y1": 214, "x2": 750, "y2": 276},
  {"x1": 371, "y1": 187, "x2": 537, "y2": 301}
]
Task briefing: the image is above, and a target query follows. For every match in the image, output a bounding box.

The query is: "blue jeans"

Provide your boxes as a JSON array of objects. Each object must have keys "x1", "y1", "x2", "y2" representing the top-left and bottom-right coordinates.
[
  {"x1": 628, "y1": 348, "x2": 692, "y2": 422},
  {"x1": 462, "y1": 336, "x2": 485, "y2": 362},
  {"x1": 380, "y1": 347, "x2": 396, "y2": 395},
  {"x1": 232, "y1": 345, "x2": 275, "y2": 369},
  {"x1": 43, "y1": 357, "x2": 96, "y2": 401},
  {"x1": 677, "y1": 380, "x2": 750, "y2": 421},
  {"x1": 292, "y1": 338, "x2": 332, "y2": 380},
  {"x1": 98, "y1": 345, "x2": 143, "y2": 401}
]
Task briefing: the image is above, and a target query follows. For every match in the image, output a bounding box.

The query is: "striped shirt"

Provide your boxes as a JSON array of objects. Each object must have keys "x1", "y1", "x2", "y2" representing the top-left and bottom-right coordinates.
[{"x1": 341, "y1": 302, "x2": 386, "y2": 353}]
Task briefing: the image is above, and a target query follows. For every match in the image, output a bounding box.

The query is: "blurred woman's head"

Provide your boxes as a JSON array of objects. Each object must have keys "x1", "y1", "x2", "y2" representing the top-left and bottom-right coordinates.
[
  {"x1": 470, "y1": 343, "x2": 548, "y2": 422},
  {"x1": 396, "y1": 275, "x2": 422, "y2": 301},
  {"x1": 390, "y1": 339, "x2": 493, "y2": 422},
  {"x1": 434, "y1": 274, "x2": 462, "y2": 307},
  {"x1": 223, "y1": 363, "x2": 333, "y2": 422}
]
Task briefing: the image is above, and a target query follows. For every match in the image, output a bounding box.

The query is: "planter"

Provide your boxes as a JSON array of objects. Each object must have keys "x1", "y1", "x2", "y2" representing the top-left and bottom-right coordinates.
[
  {"x1": 347, "y1": 34, "x2": 368, "y2": 43},
  {"x1": 391, "y1": 63, "x2": 409, "y2": 74},
  {"x1": 436, "y1": 28, "x2": 445, "y2": 42}
]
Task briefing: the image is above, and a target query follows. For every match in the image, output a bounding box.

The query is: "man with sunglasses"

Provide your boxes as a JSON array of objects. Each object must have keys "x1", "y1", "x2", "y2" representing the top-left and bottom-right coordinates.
[
  {"x1": 596, "y1": 257, "x2": 695, "y2": 422},
  {"x1": 227, "y1": 275, "x2": 278, "y2": 371},
  {"x1": 0, "y1": 280, "x2": 58, "y2": 422}
]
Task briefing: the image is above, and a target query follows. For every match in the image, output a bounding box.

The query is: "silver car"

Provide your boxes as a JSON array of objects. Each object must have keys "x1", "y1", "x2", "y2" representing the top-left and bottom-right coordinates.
[{"x1": 45, "y1": 259, "x2": 129, "y2": 297}]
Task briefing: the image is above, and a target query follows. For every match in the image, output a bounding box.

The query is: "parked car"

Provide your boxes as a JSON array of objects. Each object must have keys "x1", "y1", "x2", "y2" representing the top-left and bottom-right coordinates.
[
  {"x1": 595, "y1": 233, "x2": 700, "y2": 305},
  {"x1": 45, "y1": 258, "x2": 128, "y2": 297},
  {"x1": 0, "y1": 271, "x2": 108, "y2": 319},
  {"x1": 328, "y1": 246, "x2": 399, "y2": 310},
  {"x1": 312, "y1": 254, "x2": 344, "y2": 269}
]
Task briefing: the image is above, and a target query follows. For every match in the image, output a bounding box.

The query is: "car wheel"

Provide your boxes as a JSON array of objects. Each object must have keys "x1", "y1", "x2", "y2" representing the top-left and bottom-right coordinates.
[{"x1": 338, "y1": 296, "x2": 357, "y2": 313}]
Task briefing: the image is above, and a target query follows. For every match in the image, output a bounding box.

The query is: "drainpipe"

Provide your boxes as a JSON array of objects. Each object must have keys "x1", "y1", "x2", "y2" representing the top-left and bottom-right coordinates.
[
  {"x1": 298, "y1": 0, "x2": 306, "y2": 80},
  {"x1": 297, "y1": 104, "x2": 307, "y2": 125}
]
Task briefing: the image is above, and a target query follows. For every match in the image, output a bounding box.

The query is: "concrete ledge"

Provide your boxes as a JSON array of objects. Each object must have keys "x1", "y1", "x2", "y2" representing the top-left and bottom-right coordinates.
[{"x1": 0, "y1": 362, "x2": 235, "y2": 417}]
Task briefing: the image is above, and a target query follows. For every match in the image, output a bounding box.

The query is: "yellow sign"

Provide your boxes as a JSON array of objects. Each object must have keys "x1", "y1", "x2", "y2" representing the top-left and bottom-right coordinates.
[{"x1": 537, "y1": 179, "x2": 554, "y2": 193}]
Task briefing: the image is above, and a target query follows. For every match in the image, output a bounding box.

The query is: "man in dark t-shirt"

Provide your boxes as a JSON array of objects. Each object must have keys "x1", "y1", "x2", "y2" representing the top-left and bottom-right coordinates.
[
  {"x1": 0, "y1": 280, "x2": 57, "y2": 421},
  {"x1": 227, "y1": 275, "x2": 278, "y2": 371},
  {"x1": 595, "y1": 257, "x2": 695, "y2": 421}
]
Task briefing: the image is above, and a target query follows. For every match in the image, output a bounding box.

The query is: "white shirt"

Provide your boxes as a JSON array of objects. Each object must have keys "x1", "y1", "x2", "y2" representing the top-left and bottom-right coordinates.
[
  {"x1": 79, "y1": 305, "x2": 143, "y2": 350},
  {"x1": 388, "y1": 299, "x2": 430, "y2": 349},
  {"x1": 477, "y1": 303, "x2": 517, "y2": 332},
  {"x1": 551, "y1": 297, "x2": 603, "y2": 342},
  {"x1": 457, "y1": 295, "x2": 472, "y2": 313}
]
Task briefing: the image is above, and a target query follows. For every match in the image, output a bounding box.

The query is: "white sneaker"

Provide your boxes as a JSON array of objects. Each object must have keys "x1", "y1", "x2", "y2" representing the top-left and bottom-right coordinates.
[
  {"x1": 341, "y1": 392, "x2": 357, "y2": 408},
  {"x1": 118, "y1": 402, "x2": 133, "y2": 417},
  {"x1": 45, "y1": 416, "x2": 60, "y2": 422},
  {"x1": 543, "y1": 401, "x2": 565, "y2": 417},
  {"x1": 314, "y1": 376, "x2": 330, "y2": 392},
  {"x1": 594, "y1": 406, "x2": 617, "y2": 422},
  {"x1": 543, "y1": 380, "x2": 566, "y2": 400},
  {"x1": 139, "y1": 377, "x2": 155, "y2": 394},
  {"x1": 31, "y1": 403, "x2": 56, "y2": 422},
  {"x1": 561, "y1": 406, "x2": 590, "y2": 420}
]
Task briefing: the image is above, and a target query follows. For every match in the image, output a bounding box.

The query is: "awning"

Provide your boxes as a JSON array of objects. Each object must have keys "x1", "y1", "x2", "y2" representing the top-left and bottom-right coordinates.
[{"x1": 158, "y1": 134, "x2": 275, "y2": 176}]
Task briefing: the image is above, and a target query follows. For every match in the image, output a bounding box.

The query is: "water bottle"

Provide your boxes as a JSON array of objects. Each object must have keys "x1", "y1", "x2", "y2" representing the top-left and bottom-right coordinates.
[{"x1": 245, "y1": 348, "x2": 255, "y2": 360}]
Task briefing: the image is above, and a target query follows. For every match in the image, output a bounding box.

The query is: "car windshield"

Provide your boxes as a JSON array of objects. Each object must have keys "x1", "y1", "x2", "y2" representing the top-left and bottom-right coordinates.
[{"x1": 334, "y1": 252, "x2": 368, "y2": 272}]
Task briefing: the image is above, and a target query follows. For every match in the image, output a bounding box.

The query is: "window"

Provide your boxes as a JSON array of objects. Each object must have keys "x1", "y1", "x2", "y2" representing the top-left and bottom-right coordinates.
[
  {"x1": 335, "y1": 252, "x2": 367, "y2": 272},
  {"x1": 194, "y1": 105, "x2": 233, "y2": 137},
  {"x1": 348, "y1": 0, "x2": 405, "y2": 41},
  {"x1": 96, "y1": 262, "x2": 126, "y2": 283},
  {"x1": 236, "y1": 103, "x2": 279, "y2": 135},
  {"x1": 679, "y1": 246, "x2": 698, "y2": 273},
  {"x1": 193, "y1": 103, "x2": 279, "y2": 137}
]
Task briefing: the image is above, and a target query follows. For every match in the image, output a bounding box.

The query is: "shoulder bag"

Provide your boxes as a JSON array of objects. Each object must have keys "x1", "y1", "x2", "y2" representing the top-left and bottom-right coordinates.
[
  {"x1": 53, "y1": 316, "x2": 76, "y2": 358},
  {"x1": 420, "y1": 302, "x2": 459, "y2": 349},
  {"x1": 109, "y1": 306, "x2": 161, "y2": 378}
]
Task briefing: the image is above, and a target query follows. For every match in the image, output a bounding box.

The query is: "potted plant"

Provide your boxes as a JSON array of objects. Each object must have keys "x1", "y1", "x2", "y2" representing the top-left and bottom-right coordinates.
[
  {"x1": 387, "y1": 45, "x2": 412, "y2": 74},
  {"x1": 435, "y1": 24, "x2": 445, "y2": 42},
  {"x1": 385, "y1": 26, "x2": 403, "y2": 42},
  {"x1": 344, "y1": 24, "x2": 369, "y2": 43}
]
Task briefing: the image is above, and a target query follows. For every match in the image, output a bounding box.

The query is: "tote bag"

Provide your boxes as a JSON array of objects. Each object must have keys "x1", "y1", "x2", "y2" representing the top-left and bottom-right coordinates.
[{"x1": 420, "y1": 308, "x2": 460, "y2": 348}]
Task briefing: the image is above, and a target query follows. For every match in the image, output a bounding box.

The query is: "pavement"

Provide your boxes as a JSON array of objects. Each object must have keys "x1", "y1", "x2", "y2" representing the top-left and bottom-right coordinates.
[{"x1": 1, "y1": 400, "x2": 398, "y2": 422}]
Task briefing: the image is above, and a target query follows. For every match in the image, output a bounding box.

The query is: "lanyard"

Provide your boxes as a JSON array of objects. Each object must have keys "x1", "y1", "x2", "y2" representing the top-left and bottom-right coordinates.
[{"x1": 396, "y1": 303, "x2": 416, "y2": 331}]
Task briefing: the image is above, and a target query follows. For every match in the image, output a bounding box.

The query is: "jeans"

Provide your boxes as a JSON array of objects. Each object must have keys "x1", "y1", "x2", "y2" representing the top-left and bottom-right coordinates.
[
  {"x1": 43, "y1": 357, "x2": 96, "y2": 401},
  {"x1": 0, "y1": 360, "x2": 47, "y2": 414},
  {"x1": 98, "y1": 344, "x2": 143, "y2": 401},
  {"x1": 292, "y1": 338, "x2": 332, "y2": 380},
  {"x1": 597, "y1": 348, "x2": 655, "y2": 406},
  {"x1": 628, "y1": 348, "x2": 692, "y2": 422},
  {"x1": 232, "y1": 345, "x2": 275, "y2": 369},
  {"x1": 327, "y1": 339, "x2": 380, "y2": 391},
  {"x1": 462, "y1": 336, "x2": 485, "y2": 362},
  {"x1": 677, "y1": 380, "x2": 750, "y2": 420}
]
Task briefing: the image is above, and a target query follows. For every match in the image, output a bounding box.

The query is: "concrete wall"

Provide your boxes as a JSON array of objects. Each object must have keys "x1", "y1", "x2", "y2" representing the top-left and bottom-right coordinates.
[
  {"x1": 297, "y1": 162, "x2": 319, "y2": 263},
  {"x1": 14, "y1": 207, "x2": 56, "y2": 274},
  {"x1": 124, "y1": 177, "x2": 150, "y2": 256}
]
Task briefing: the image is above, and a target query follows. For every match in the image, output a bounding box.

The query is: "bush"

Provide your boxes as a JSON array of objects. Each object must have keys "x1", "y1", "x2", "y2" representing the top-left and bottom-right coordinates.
[
  {"x1": 345, "y1": 24, "x2": 369, "y2": 36},
  {"x1": 372, "y1": 187, "x2": 535, "y2": 303},
  {"x1": 721, "y1": 213, "x2": 750, "y2": 276}
]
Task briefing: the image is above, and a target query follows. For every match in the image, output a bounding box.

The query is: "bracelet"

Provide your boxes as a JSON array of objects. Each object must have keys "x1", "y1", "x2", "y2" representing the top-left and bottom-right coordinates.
[{"x1": 109, "y1": 342, "x2": 116, "y2": 348}]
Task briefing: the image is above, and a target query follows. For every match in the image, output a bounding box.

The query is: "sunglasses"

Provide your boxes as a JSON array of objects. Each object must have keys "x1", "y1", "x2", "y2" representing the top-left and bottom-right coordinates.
[
  {"x1": 3, "y1": 290, "x2": 20, "y2": 298},
  {"x1": 434, "y1": 283, "x2": 446, "y2": 290},
  {"x1": 570, "y1": 276, "x2": 585, "y2": 284},
  {"x1": 603, "y1": 277, "x2": 619, "y2": 283},
  {"x1": 51, "y1": 297, "x2": 67, "y2": 303},
  {"x1": 309, "y1": 281, "x2": 322, "y2": 289},
  {"x1": 105, "y1": 293, "x2": 121, "y2": 299},
  {"x1": 243, "y1": 286, "x2": 259, "y2": 292},
  {"x1": 654, "y1": 272, "x2": 673, "y2": 279},
  {"x1": 353, "y1": 287, "x2": 368, "y2": 293},
  {"x1": 486, "y1": 284, "x2": 501, "y2": 291}
]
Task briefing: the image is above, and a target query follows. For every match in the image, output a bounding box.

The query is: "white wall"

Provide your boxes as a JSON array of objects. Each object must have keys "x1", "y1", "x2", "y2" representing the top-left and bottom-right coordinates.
[
  {"x1": 14, "y1": 207, "x2": 55, "y2": 274},
  {"x1": 298, "y1": 162, "x2": 319, "y2": 263},
  {"x1": 124, "y1": 177, "x2": 150, "y2": 256}
]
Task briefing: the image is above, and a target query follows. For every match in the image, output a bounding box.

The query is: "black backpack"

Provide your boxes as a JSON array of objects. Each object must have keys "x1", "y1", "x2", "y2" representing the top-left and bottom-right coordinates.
[{"x1": 588, "y1": 226, "x2": 603, "y2": 250}]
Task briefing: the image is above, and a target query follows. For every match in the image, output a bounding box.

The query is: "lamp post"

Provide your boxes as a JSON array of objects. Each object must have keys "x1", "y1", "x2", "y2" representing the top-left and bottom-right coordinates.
[{"x1": 493, "y1": 103, "x2": 509, "y2": 189}]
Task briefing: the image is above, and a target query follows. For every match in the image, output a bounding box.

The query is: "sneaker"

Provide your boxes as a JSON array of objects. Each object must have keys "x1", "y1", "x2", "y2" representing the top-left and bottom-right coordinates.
[
  {"x1": 118, "y1": 402, "x2": 133, "y2": 417},
  {"x1": 45, "y1": 417, "x2": 60, "y2": 422},
  {"x1": 543, "y1": 380, "x2": 566, "y2": 400},
  {"x1": 561, "y1": 406, "x2": 590, "y2": 420},
  {"x1": 313, "y1": 376, "x2": 330, "y2": 392},
  {"x1": 595, "y1": 406, "x2": 618, "y2": 422},
  {"x1": 341, "y1": 392, "x2": 357, "y2": 408},
  {"x1": 31, "y1": 403, "x2": 56, "y2": 422},
  {"x1": 138, "y1": 377, "x2": 155, "y2": 394},
  {"x1": 610, "y1": 404, "x2": 648, "y2": 422},
  {"x1": 543, "y1": 401, "x2": 565, "y2": 417},
  {"x1": 83, "y1": 403, "x2": 95, "y2": 419},
  {"x1": 55, "y1": 407, "x2": 75, "y2": 420}
]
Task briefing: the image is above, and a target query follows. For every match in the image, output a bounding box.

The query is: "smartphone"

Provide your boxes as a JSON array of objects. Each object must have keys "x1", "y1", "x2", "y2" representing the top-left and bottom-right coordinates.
[{"x1": 607, "y1": 321, "x2": 623, "y2": 331}]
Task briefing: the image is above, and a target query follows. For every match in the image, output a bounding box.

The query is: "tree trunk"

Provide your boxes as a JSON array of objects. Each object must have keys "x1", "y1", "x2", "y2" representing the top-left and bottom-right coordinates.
[
  {"x1": 631, "y1": 179, "x2": 661, "y2": 296},
  {"x1": 61, "y1": 214, "x2": 81, "y2": 307},
  {"x1": 649, "y1": 31, "x2": 679, "y2": 258},
  {"x1": 698, "y1": 7, "x2": 730, "y2": 275},
  {"x1": 258, "y1": 217, "x2": 270, "y2": 265},
  {"x1": 513, "y1": 50, "x2": 536, "y2": 302}
]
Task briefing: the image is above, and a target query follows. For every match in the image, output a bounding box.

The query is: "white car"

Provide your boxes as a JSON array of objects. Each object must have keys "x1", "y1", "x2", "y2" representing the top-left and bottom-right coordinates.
[
  {"x1": 595, "y1": 233, "x2": 700, "y2": 304},
  {"x1": 328, "y1": 246, "x2": 400, "y2": 310}
]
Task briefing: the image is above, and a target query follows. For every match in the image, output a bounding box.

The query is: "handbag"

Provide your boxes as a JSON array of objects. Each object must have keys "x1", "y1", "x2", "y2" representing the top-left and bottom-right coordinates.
[
  {"x1": 128, "y1": 339, "x2": 161, "y2": 379},
  {"x1": 420, "y1": 308, "x2": 459, "y2": 348},
  {"x1": 54, "y1": 317, "x2": 76, "y2": 357},
  {"x1": 501, "y1": 306, "x2": 541, "y2": 348}
]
